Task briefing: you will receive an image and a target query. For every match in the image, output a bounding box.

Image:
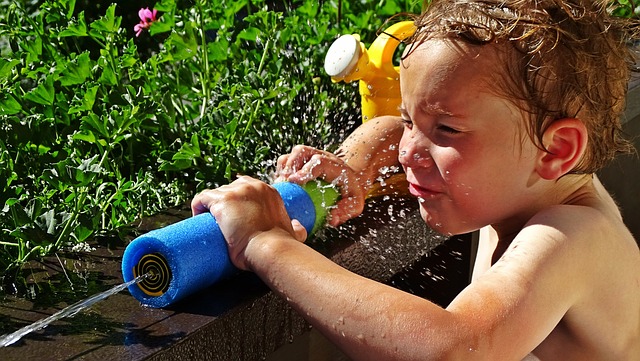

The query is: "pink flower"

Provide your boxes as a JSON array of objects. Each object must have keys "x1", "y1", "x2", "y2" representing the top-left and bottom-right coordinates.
[{"x1": 134, "y1": 8, "x2": 158, "y2": 37}]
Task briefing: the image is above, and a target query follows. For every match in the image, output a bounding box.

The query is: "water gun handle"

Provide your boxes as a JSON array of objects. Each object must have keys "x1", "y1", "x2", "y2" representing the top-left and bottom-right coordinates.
[{"x1": 121, "y1": 181, "x2": 339, "y2": 308}]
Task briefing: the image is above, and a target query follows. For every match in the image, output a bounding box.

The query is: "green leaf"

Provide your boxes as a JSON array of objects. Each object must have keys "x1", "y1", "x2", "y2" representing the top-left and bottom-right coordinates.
[
  {"x1": 59, "y1": 11, "x2": 88, "y2": 37},
  {"x1": 78, "y1": 154, "x2": 103, "y2": 173},
  {"x1": 97, "y1": 54, "x2": 117, "y2": 85},
  {"x1": 207, "y1": 40, "x2": 229, "y2": 62},
  {"x1": 20, "y1": 36, "x2": 43, "y2": 65},
  {"x1": 43, "y1": 155, "x2": 102, "y2": 189},
  {"x1": 39, "y1": 210, "x2": 57, "y2": 235},
  {"x1": 72, "y1": 130, "x2": 97, "y2": 144},
  {"x1": 0, "y1": 58, "x2": 20, "y2": 82},
  {"x1": 59, "y1": 52, "x2": 92, "y2": 86},
  {"x1": 72, "y1": 224, "x2": 93, "y2": 242},
  {"x1": 89, "y1": 4, "x2": 120, "y2": 34},
  {"x1": 237, "y1": 27, "x2": 260, "y2": 42},
  {"x1": 154, "y1": 0, "x2": 177, "y2": 12},
  {"x1": 173, "y1": 134, "x2": 201, "y2": 160},
  {"x1": 149, "y1": 17, "x2": 174, "y2": 35},
  {"x1": 80, "y1": 113, "x2": 109, "y2": 139},
  {"x1": 0, "y1": 94, "x2": 22, "y2": 115},
  {"x1": 159, "y1": 158, "x2": 192, "y2": 171},
  {"x1": 66, "y1": 0, "x2": 77, "y2": 19},
  {"x1": 164, "y1": 23, "x2": 198, "y2": 61},
  {"x1": 120, "y1": 45, "x2": 138, "y2": 68},
  {"x1": 7, "y1": 202, "x2": 32, "y2": 228},
  {"x1": 41, "y1": 167, "x2": 66, "y2": 191},
  {"x1": 242, "y1": 11, "x2": 283, "y2": 36},
  {"x1": 24, "y1": 75, "x2": 55, "y2": 106},
  {"x1": 224, "y1": 0, "x2": 249, "y2": 18},
  {"x1": 68, "y1": 85, "x2": 99, "y2": 114},
  {"x1": 225, "y1": 163, "x2": 232, "y2": 180}
]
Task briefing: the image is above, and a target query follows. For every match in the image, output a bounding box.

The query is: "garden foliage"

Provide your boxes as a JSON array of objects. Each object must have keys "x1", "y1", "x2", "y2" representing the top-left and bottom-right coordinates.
[
  {"x1": 610, "y1": 0, "x2": 640, "y2": 18},
  {"x1": 0, "y1": 0, "x2": 423, "y2": 273}
]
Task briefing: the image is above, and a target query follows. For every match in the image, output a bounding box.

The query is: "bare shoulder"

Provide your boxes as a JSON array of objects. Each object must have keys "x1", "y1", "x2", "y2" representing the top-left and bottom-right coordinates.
[
  {"x1": 455, "y1": 204, "x2": 640, "y2": 358},
  {"x1": 519, "y1": 205, "x2": 640, "y2": 358},
  {"x1": 523, "y1": 204, "x2": 637, "y2": 262},
  {"x1": 517, "y1": 204, "x2": 639, "y2": 288}
]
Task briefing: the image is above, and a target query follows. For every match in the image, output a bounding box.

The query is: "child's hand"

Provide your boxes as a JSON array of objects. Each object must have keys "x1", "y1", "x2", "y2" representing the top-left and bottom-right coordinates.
[
  {"x1": 191, "y1": 176, "x2": 307, "y2": 271},
  {"x1": 275, "y1": 145, "x2": 367, "y2": 227}
]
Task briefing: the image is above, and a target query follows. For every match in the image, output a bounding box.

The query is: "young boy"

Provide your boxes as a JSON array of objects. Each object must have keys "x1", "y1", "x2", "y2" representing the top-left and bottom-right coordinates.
[{"x1": 191, "y1": 0, "x2": 640, "y2": 359}]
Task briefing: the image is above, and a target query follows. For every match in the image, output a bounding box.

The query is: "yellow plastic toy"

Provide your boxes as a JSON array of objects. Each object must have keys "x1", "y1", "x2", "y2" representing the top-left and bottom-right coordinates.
[{"x1": 324, "y1": 21, "x2": 416, "y2": 122}]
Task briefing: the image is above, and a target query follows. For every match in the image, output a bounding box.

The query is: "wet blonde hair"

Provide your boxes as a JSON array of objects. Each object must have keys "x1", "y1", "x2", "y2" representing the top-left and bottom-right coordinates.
[{"x1": 404, "y1": 0, "x2": 638, "y2": 173}]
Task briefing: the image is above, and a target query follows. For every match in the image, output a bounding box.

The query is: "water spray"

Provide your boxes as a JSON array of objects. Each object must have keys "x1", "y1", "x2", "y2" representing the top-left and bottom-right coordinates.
[
  {"x1": 121, "y1": 181, "x2": 339, "y2": 308},
  {"x1": 324, "y1": 21, "x2": 416, "y2": 122},
  {"x1": 0, "y1": 274, "x2": 149, "y2": 347},
  {"x1": 123, "y1": 22, "x2": 415, "y2": 309}
]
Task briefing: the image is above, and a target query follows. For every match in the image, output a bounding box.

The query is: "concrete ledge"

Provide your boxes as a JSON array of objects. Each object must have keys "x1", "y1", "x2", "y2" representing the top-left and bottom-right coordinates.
[{"x1": 0, "y1": 196, "x2": 470, "y2": 361}]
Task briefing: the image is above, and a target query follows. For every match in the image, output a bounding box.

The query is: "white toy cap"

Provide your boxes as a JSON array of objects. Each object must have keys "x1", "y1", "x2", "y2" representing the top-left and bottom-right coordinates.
[{"x1": 324, "y1": 34, "x2": 361, "y2": 78}]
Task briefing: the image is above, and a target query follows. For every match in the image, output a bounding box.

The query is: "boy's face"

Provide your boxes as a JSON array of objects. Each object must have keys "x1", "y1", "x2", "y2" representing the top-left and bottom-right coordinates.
[{"x1": 399, "y1": 39, "x2": 542, "y2": 236}]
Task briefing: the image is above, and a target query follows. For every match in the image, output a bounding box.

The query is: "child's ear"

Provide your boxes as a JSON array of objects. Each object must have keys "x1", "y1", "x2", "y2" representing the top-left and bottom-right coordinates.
[{"x1": 535, "y1": 118, "x2": 588, "y2": 180}]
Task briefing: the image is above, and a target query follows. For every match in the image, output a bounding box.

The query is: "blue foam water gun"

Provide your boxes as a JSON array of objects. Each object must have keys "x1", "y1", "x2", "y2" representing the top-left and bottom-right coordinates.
[{"x1": 121, "y1": 181, "x2": 339, "y2": 308}]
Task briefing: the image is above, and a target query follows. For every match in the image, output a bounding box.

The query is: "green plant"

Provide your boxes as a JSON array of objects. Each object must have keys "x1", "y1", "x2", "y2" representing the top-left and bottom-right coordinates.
[
  {"x1": 610, "y1": 0, "x2": 640, "y2": 18},
  {"x1": 0, "y1": 0, "x2": 422, "y2": 275}
]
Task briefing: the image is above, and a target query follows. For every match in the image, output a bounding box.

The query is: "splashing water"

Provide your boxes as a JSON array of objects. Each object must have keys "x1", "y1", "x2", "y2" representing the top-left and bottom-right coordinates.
[{"x1": 0, "y1": 274, "x2": 148, "y2": 348}]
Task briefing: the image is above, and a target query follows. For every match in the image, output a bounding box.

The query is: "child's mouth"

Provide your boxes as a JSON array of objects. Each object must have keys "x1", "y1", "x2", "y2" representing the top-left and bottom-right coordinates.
[{"x1": 408, "y1": 182, "x2": 442, "y2": 199}]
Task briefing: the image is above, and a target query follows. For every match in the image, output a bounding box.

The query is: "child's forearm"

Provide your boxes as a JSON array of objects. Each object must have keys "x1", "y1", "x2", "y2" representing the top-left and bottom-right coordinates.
[
  {"x1": 244, "y1": 228, "x2": 458, "y2": 361},
  {"x1": 336, "y1": 115, "x2": 404, "y2": 192}
]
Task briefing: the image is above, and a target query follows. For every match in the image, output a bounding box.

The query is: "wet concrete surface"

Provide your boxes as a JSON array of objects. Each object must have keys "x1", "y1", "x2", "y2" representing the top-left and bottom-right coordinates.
[{"x1": 0, "y1": 195, "x2": 471, "y2": 361}]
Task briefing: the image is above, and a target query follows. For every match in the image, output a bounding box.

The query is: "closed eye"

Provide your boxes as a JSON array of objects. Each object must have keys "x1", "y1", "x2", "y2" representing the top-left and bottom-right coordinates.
[
  {"x1": 437, "y1": 124, "x2": 461, "y2": 134},
  {"x1": 401, "y1": 117, "x2": 413, "y2": 129},
  {"x1": 399, "y1": 106, "x2": 413, "y2": 129}
]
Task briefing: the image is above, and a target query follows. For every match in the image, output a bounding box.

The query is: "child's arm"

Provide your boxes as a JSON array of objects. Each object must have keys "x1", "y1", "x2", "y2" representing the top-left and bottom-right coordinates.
[
  {"x1": 192, "y1": 177, "x2": 609, "y2": 360},
  {"x1": 276, "y1": 115, "x2": 403, "y2": 226}
]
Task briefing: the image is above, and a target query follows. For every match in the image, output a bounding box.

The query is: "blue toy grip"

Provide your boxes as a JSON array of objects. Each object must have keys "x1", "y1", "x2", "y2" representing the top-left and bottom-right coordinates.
[{"x1": 121, "y1": 181, "x2": 331, "y2": 308}]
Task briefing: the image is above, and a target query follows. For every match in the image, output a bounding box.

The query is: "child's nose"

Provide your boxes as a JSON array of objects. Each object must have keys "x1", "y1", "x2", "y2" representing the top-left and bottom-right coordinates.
[{"x1": 398, "y1": 145, "x2": 433, "y2": 168}]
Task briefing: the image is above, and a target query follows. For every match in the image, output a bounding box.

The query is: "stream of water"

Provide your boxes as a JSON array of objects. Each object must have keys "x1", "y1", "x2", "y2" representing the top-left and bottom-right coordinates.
[{"x1": 0, "y1": 274, "x2": 147, "y2": 348}]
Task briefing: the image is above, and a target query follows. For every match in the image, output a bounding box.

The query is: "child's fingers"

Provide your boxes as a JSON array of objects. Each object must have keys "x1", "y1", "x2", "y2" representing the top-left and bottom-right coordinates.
[
  {"x1": 290, "y1": 219, "x2": 308, "y2": 242},
  {"x1": 276, "y1": 145, "x2": 332, "y2": 182},
  {"x1": 328, "y1": 196, "x2": 365, "y2": 227},
  {"x1": 190, "y1": 176, "x2": 252, "y2": 215},
  {"x1": 190, "y1": 188, "x2": 218, "y2": 215},
  {"x1": 287, "y1": 152, "x2": 345, "y2": 183}
]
